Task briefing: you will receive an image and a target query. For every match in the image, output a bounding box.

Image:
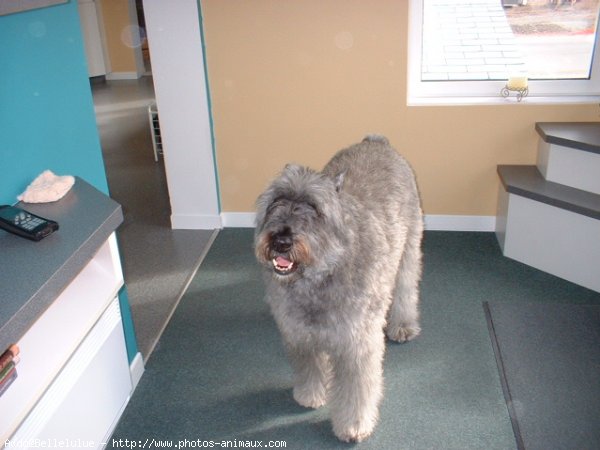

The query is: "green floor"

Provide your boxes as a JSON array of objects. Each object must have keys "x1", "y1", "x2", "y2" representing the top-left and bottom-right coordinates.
[{"x1": 107, "y1": 229, "x2": 600, "y2": 450}]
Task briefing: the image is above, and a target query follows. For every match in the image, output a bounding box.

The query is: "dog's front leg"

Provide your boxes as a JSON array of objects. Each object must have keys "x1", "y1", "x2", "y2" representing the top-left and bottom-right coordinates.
[
  {"x1": 329, "y1": 334, "x2": 385, "y2": 442},
  {"x1": 286, "y1": 344, "x2": 331, "y2": 409}
]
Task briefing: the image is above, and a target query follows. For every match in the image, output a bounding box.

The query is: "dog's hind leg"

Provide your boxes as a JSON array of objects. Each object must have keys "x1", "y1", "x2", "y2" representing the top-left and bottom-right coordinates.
[
  {"x1": 329, "y1": 332, "x2": 385, "y2": 442},
  {"x1": 287, "y1": 346, "x2": 330, "y2": 409},
  {"x1": 385, "y1": 221, "x2": 423, "y2": 343}
]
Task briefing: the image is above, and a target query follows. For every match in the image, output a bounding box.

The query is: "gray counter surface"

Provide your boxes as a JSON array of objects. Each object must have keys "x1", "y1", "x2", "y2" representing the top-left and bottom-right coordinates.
[{"x1": 0, "y1": 178, "x2": 123, "y2": 353}]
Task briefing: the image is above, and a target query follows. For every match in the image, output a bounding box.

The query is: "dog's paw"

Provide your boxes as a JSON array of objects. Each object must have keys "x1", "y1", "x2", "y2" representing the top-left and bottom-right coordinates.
[
  {"x1": 386, "y1": 324, "x2": 421, "y2": 343},
  {"x1": 333, "y1": 422, "x2": 375, "y2": 443},
  {"x1": 293, "y1": 386, "x2": 327, "y2": 409},
  {"x1": 331, "y1": 408, "x2": 378, "y2": 443}
]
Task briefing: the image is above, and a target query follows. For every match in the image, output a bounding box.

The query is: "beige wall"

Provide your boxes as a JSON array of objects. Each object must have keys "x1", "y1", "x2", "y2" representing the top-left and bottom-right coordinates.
[
  {"x1": 99, "y1": 0, "x2": 137, "y2": 73},
  {"x1": 202, "y1": 0, "x2": 598, "y2": 216}
]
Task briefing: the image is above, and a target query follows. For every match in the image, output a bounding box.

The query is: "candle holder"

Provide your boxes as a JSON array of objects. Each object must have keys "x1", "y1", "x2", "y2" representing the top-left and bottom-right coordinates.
[
  {"x1": 501, "y1": 85, "x2": 528, "y2": 102},
  {"x1": 501, "y1": 77, "x2": 529, "y2": 102}
]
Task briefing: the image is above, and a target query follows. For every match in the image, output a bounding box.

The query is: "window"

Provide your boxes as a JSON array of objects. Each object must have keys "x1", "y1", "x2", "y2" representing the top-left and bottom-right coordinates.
[{"x1": 408, "y1": 0, "x2": 600, "y2": 104}]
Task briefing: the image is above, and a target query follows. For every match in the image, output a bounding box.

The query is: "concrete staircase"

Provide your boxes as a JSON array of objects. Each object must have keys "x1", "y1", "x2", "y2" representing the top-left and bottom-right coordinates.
[{"x1": 496, "y1": 123, "x2": 600, "y2": 293}]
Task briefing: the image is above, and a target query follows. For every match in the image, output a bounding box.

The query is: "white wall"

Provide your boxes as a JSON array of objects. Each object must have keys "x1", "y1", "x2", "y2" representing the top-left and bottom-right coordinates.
[{"x1": 142, "y1": 0, "x2": 221, "y2": 229}]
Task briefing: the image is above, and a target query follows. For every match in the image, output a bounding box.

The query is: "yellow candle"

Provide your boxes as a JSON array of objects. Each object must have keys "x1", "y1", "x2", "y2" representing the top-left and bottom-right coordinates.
[{"x1": 507, "y1": 76, "x2": 528, "y2": 90}]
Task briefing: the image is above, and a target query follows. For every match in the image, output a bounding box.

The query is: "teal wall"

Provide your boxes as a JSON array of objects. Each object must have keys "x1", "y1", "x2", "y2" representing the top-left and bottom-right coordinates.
[
  {"x1": 0, "y1": 1, "x2": 107, "y2": 201},
  {"x1": 0, "y1": 1, "x2": 139, "y2": 363}
]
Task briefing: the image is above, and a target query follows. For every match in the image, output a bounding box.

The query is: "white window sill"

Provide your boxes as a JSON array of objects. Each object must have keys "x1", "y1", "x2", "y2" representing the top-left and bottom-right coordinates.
[{"x1": 408, "y1": 95, "x2": 600, "y2": 107}]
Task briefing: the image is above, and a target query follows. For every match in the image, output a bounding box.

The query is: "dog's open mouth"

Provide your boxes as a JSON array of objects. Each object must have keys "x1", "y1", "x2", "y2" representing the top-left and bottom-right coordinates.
[{"x1": 272, "y1": 256, "x2": 296, "y2": 275}]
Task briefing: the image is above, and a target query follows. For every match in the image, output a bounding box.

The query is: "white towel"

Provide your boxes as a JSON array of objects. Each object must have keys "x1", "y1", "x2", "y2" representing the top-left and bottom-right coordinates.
[{"x1": 18, "y1": 170, "x2": 75, "y2": 203}]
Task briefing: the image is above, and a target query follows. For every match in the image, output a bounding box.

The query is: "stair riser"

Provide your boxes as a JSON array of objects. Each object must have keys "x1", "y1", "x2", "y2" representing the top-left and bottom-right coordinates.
[
  {"x1": 537, "y1": 140, "x2": 600, "y2": 196},
  {"x1": 496, "y1": 188, "x2": 600, "y2": 293}
]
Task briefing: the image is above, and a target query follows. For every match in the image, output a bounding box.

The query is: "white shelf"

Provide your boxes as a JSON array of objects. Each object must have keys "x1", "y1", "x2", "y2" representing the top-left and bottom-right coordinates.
[{"x1": 0, "y1": 235, "x2": 128, "y2": 443}]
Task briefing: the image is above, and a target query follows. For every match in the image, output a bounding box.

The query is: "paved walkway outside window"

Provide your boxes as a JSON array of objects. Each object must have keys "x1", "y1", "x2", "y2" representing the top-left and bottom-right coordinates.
[{"x1": 422, "y1": 0, "x2": 527, "y2": 81}]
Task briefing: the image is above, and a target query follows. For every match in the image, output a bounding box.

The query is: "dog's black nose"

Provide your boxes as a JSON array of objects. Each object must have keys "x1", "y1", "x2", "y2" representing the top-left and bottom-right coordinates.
[{"x1": 273, "y1": 234, "x2": 293, "y2": 253}]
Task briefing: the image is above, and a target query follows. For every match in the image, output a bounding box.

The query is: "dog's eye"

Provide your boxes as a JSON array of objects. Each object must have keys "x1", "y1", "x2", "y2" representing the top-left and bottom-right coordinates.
[
  {"x1": 307, "y1": 202, "x2": 320, "y2": 216},
  {"x1": 266, "y1": 197, "x2": 287, "y2": 215},
  {"x1": 293, "y1": 202, "x2": 320, "y2": 217}
]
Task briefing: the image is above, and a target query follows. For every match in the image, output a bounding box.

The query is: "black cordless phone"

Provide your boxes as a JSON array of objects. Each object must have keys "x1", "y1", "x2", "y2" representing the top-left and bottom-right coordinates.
[{"x1": 0, "y1": 205, "x2": 59, "y2": 241}]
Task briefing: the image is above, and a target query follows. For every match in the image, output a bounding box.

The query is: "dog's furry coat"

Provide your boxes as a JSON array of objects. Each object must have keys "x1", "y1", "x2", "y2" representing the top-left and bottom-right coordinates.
[{"x1": 254, "y1": 136, "x2": 423, "y2": 442}]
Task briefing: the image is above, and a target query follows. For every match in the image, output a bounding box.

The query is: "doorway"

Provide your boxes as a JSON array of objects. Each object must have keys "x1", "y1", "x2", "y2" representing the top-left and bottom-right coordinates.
[{"x1": 82, "y1": 0, "x2": 220, "y2": 359}]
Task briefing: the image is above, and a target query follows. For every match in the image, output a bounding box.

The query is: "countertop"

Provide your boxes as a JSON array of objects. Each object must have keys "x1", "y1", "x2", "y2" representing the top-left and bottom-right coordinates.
[{"x1": 0, "y1": 178, "x2": 123, "y2": 352}]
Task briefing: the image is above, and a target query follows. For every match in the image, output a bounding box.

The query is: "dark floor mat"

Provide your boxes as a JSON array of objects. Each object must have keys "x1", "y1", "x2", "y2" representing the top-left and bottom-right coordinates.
[{"x1": 484, "y1": 302, "x2": 600, "y2": 450}]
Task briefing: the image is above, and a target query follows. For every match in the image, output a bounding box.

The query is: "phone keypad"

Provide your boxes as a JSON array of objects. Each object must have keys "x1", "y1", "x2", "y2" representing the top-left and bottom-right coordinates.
[{"x1": 14, "y1": 212, "x2": 44, "y2": 230}]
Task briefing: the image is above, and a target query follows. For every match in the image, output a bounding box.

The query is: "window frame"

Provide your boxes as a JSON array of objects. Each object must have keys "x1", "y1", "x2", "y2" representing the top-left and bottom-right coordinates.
[{"x1": 407, "y1": 0, "x2": 600, "y2": 105}]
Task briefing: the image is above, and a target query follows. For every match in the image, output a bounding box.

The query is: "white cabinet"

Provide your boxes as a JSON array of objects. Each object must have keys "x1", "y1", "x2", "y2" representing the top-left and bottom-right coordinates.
[
  {"x1": 0, "y1": 179, "x2": 137, "y2": 449},
  {"x1": 1, "y1": 236, "x2": 132, "y2": 448}
]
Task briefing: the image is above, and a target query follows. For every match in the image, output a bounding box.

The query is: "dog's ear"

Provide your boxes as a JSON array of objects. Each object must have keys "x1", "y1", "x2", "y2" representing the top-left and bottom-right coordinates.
[
  {"x1": 333, "y1": 170, "x2": 346, "y2": 193},
  {"x1": 283, "y1": 163, "x2": 302, "y2": 174}
]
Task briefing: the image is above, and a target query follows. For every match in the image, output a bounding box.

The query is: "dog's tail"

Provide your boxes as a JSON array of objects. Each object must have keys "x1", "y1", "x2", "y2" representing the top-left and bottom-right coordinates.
[{"x1": 363, "y1": 134, "x2": 389, "y2": 145}]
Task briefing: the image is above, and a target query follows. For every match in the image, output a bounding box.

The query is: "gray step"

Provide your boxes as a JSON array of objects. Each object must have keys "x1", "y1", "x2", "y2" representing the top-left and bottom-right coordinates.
[
  {"x1": 496, "y1": 165, "x2": 600, "y2": 293},
  {"x1": 497, "y1": 165, "x2": 600, "y2": 221},
  {"x1": 536, "y1": 122, "x2": 600, "y2": 154},
  {"x1": 535, "y1": 122, "x2": 600, "y2": 195}
]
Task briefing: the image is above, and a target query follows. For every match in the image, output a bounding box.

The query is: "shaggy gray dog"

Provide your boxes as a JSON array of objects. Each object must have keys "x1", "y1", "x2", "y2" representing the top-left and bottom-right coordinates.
[{"x1": 254, "y1": 135, "x2": 423, "y2": 442}]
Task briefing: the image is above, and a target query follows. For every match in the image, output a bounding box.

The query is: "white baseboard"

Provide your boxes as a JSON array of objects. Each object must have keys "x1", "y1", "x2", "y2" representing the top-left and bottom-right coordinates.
[
  {"x1": 424, "y1": 215, "x2": 496, "y2": 232},
  {"x1": 221, "y1": 212, "x2": 255, "y2": 228},
  {"x1": 219, "y1": 212, "x2": 496, "y2": 232},
  {"x1": 170, "y1": 213, "x2": 223, "y2": 230},
  {"x1": 129, "y1": 352, "x2": 145, "y2": 390}
]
